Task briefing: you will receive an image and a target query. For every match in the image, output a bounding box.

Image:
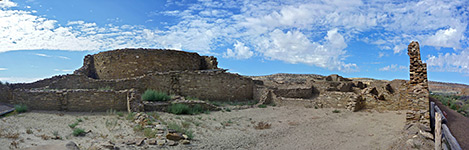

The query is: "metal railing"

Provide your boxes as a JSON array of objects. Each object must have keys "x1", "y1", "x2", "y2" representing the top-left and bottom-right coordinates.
[{"x1": 430, "y1": 102, "x2": 462, "y2": 150}]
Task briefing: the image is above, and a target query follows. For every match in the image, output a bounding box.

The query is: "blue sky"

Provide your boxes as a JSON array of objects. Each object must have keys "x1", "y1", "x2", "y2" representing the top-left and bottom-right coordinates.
[{"x1": 0, "y1": 0, "x2": 468, "y2": 84}]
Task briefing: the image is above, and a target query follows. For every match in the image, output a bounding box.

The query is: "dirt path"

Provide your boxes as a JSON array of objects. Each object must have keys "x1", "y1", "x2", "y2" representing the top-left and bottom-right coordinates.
[
  {"x1": 159, "y1": 106, "x2": 406, "y2": 150},
  {"x1": 0, "y1": 106, "x2": 406, "y2": 150}
]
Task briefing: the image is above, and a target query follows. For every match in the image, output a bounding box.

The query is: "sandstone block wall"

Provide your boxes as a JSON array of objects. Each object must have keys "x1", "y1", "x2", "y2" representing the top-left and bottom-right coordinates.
[
  {"x1": 408, "y1": 42, "x2": 428, "y2": 89},
  {"x1": 405, "y1": 41, "x2": 430, "y2": 124},
  {"x1": 74, "y1": 49, "x2": 218, "y2": 79},
  {"x1": 11, "y1": 70, "x2": 255, "y2": 102},
  {"x1": 9, "y1": 89, "x2": 129, "y2": 111}
]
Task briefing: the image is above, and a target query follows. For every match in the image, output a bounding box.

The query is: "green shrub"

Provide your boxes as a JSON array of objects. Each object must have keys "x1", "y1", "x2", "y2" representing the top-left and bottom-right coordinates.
[
  {"x1": 332, "y1": 109, "x2": 340, "y2": 113},
  {"x1": 143, "y1": 128, "x2": 156, "y2": 138},
  {"x1": 258, "y1": 104, "x2": 267, "y2": 108},
  {"x1": 69, "y1": 122, "x2": 79, "y2": 128},
  {"x1": 72, "y1": 128, "x2": 85, "y2": 136},
  {"x1": 76, "y1": 118, "x2": 83, "y2": 122},
  {"x1": 169, "y1": 104, "x2": 190, "y2": 114},
  {"x1": 133, "y1": 124, "x2": 144, "y2": 132},
  {"x1": 167, "y1": 122, "x2": 194, "y2": 139},
  {"x1": 14, "y1": 104, "x2": 28, "y2": 113},
  {"x1": 141, "y1": 89, "x2": 171, "y2": 101},
  {"x1": 168, "y1": 104, "x2": 207, "y2": 115},
  {"x1": 126, "y1": 112, "x2": 135, "y2": 120},
  {"x1": 167, "y1": 122, "x2": 183, "y2": 133}
]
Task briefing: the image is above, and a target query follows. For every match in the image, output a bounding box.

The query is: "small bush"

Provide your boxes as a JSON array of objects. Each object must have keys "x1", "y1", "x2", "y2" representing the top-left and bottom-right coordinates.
[
  {"x1": 332, "y1": 109, "x2": 340, "y2": 113},
  {"x1": 169, "y1": 104, "x2": 190, "y2": 115},
  {"x1": 14, "y1": 104, "x2": 28, "y2": 113},
  {"x1": 143, "y1": 128, "x2": 156, "y2": 138},
  {"x1": 185, "y1": 129, "x2": 194, "y2": 139},
  {"x1": 168, "y1": 104, "x2": 207, "y2": 115},
  {"x1": 133, "y1": 124, "x2": 144, "y2": 132},
  {"x1": 167, "y1": 122, "x2": 183, "y2": 133},
  {"x1": 258, "y1": 104, "x2": 267, "y2": 108},
  {"x1": 72, "y1": 128, "x2": 86, "y2": 136},
  {"x1": 116, "y1": 112, "x2": 124, "y2": 117},
  {"x1": 141, "y1": 89, "x2": 171, "y2": 101},
  {"x1": 69, "y1": 122, "x2": 79, "y2": 128},
  {"x1": 76, "y1": 118, "x2": 83, "y2": 122},
  {"x1": 126, "y1": 112, "x2": 135, "y2": 120}
]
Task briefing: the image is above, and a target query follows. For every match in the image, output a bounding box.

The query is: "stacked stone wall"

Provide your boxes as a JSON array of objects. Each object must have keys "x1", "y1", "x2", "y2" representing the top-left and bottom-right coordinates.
[
  {"x1": 0, "y1": 84, "x2": 12, "y2": 103},
  {"x1": 74, "y1": 49, "x2": 218, "y2": 79},
  {"x1": 405, "y1": 41, "x2": 430, "y2": 124},
  {"x1": 408, "y1": 42, "x2": 428, "y2": 89},
  {"x1": 9, "y1": 89, "x2": 129, "y2": 111},
  {"x1": 10, "y1": 70, "x2": 254, "y2": 102}
]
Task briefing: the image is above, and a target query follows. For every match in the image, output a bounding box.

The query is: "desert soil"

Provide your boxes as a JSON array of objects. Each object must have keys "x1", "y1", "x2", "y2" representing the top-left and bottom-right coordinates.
[{"x1": 0, "y1": 106, "x2": 406, "y2": 150}]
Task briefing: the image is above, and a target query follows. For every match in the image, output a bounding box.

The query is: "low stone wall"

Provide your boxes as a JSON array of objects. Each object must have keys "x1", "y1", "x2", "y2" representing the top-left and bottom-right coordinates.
[
  {"x1": 0, "y1": 84, "x2": 12, "y2": 104},
  {"x1": 10, "y1": 70, "x2": 255, "y2": 102},
  {"x1": 8, "y1": 89, "x2": 130, "y2": 111}
]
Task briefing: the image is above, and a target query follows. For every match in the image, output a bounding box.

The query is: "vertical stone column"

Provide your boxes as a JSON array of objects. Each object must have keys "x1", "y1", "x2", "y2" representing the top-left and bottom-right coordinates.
[{"x1": 406, "y1": 41, "x2": 430, "y2": 125}]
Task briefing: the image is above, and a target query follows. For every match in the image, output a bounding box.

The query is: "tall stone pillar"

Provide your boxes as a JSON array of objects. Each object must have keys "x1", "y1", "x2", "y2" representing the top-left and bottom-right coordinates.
[{"x1": 405, "y1": 41, "x2": 430, "y2": 124}]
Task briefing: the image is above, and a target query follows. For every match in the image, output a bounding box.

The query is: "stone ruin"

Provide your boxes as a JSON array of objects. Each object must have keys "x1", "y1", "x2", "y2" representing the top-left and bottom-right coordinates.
[
  {"x1": 0, "y1": 49, "x2": 253, "y2": 112},
  {"x1": 404, "y1": 41, "x2": 430, "y2": 124},
  {"x1": 0, "y1": 45, "x2": 431, "y2": 116},
  {"x1": 408, "y1": 41, "x2": 428, "y2": 89}
]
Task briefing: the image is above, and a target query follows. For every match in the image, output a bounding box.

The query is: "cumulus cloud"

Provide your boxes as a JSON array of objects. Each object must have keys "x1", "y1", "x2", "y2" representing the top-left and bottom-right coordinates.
[
  {"x1": 379, "y1": 64, "x2": 407, "y2": 71},
  {"x1": 0, "y1": 68, "x2": 7, "y2": 71},
  {"x1": 0, "y1": 0, "x2": 16, "y2": 8},
  {"x1": 0, "y1": 0, "x2": 467, "y2": 72},
  {"x1": 224, "y1": 41, "x2": 253, "y2": 59},
  {"x1": 425, "y1": 28, "x2": 463, "y2": 49},
  {"x1": 426, "y1": 48, "x2": 469, "y2": 73}
]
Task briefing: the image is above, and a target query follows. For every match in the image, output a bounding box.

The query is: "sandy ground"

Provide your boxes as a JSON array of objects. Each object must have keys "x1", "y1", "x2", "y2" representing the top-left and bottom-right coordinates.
[{"x1": 0, "y1": 106, "x2": 406, "y2": 150}]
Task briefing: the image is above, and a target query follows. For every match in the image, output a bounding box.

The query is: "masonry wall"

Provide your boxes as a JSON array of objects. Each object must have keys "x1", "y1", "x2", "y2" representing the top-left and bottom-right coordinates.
[
  {"x1": 9, "y1": 89, "x2": 128, "y2": 111},
  {"x1": 179, "y1": 71, "x2": 254, "y2": 101},
  {"x1": 74, "y1": 49, "x2": 218, "y2": 79},
  {"x1": 0, "y1": 84, "x2": 11, "y2": 103},
  {"x1": 405, "y1": 41, "x2": 430, "y2": 124},
  {"x1": 11, "y1": 70, "x2": 255, "y2": 102}
]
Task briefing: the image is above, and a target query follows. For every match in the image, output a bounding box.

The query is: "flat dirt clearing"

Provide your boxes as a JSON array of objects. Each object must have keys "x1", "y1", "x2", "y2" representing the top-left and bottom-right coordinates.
[{"x1": 1, "y1": 106, "x2": 405, "y2": 150}]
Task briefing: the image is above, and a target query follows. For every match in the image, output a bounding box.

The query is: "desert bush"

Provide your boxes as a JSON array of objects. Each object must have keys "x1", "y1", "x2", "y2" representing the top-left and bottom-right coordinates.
[
  {"x1": 167, "y1": 122, "x2": 194, "y2": 139},
  {"x1": 168, "y1": 104, "x2": 206, "y2": 115},
  {"x1": 143, "y1": 128, "x2": 157, "y2": 138},
  {"x1": 126, "y1": 112, "x2": 135, "y2": 120},
  {"x1": 332, "y1": 109, "x2": 340, "y2": 113},
  {"x1": 68, "y1": 122, "x2": 79, "y2": 128},
  {"x1": 72, "y1": 128, "x2": 86, "y2": 136},
  {"x1": 258, "y1": 104, "x2": 267, "y2": 108},
  {"x1": 141, "y1": 89, "x2": 171, "y2": 101},
  {"x1": 133, "y1": 124, "x2": 144, "y2": 132},
  {"x1": 14, "y1": 104, "x2": 28, "y2": 113}
]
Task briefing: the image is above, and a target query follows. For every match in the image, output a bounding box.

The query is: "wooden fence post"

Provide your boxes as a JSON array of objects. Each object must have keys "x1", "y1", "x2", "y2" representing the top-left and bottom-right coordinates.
[{"x1": 435, "y1": 112, "x2": 442, "y2": 150}]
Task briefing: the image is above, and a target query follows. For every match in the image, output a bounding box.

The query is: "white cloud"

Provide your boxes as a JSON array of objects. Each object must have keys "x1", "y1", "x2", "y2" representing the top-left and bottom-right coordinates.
[
  {"x1": 0, "y1": 77, "x2": 42, "y2": 83},
  {"x1": 0, "y1": 68, "x2": 7, "y2": 71},
  {"x1": 0, "y1": 0, "x2": 16, "y2": 8},
  {"x1": 223, "y1": 41, "x2": 253, "y2": 59},
  {"x1": 35, "y1": 53, "x2": 50, "y2": 57},
  {"x1": 54, "y1": 69, "x2": 73, "y2": 72},
  {"x1": 427, "y1": 48, "x2": 469, "y2": 73},
  {"x1": 0, "y1": 0, "x2": 467, "y2": 73},
  {"x1": 425, "y1": 28, "x2": 463, "y2": 49},
  {"x1": 379, "y1": 64, "x2": 407, "y2": 71}
]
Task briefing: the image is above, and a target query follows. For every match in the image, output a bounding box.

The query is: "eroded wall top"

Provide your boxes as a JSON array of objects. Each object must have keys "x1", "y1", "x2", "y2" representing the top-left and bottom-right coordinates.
[{"x1": 74, "y1": 48, "x2": 218, "y2": 79}]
